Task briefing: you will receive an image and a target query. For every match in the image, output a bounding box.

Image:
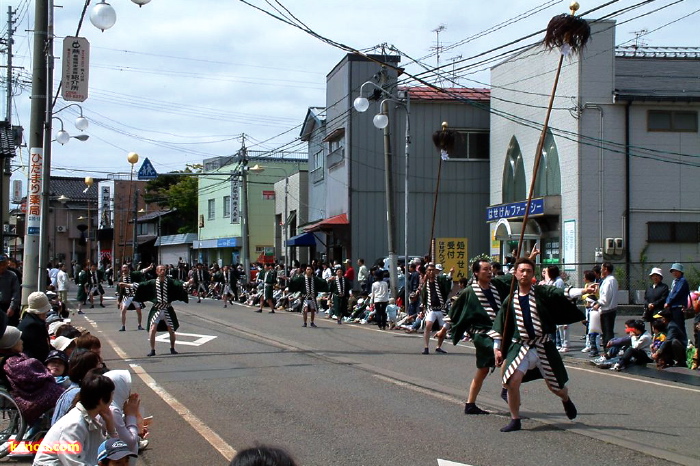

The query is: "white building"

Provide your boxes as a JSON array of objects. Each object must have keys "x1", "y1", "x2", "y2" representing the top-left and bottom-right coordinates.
[{"x1": 489, "y1": 21, "x2": 700, "y2": 297}]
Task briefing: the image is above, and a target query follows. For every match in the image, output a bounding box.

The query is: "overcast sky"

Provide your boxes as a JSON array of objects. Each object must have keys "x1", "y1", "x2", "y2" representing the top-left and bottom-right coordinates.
[{"x1": 4, "y1": 0, "x2": 699, "y2": 191}]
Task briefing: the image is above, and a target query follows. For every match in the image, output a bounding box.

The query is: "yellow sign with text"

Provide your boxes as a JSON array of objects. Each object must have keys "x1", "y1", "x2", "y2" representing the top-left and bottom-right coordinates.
[{"x1": 434, "y1": 237, "x2": 468, "y2": 282}]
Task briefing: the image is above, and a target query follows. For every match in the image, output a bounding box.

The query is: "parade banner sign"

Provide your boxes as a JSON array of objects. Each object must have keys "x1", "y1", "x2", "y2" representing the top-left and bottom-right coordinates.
[{"x1": 434, "y1": 237, "x2": 468, "y2": 282}]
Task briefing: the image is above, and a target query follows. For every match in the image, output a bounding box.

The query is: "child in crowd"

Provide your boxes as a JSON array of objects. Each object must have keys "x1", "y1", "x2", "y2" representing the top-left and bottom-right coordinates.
[
  {"x1": 386, "y1": 298, "x2": 400, "y2": 329},
  {"x1": 650, "y1": 319, "x2": 667, "y2": 368},
  {"x1": 611, "y1": 320, "x2": 653, "y2": 371},
  {"x1": 45, "y1": 349, "x2": 71, "y2": 388}
]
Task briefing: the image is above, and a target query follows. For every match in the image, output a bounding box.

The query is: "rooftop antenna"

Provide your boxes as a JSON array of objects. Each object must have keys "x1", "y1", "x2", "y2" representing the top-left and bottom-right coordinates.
[
  {"x1": 430, "y1": 24, "x2": 446, "y2": 84},
  {"x1": 632, "y1": 29, "x2": 648, "y2": 54},
  {"x1": 449, "y1": 55, "x2": 462, "y2": 83}
]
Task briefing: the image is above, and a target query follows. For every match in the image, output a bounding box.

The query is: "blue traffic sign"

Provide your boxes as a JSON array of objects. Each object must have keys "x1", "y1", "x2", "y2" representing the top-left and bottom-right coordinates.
[{"x1": 137, "y1": 157, "x2": 158, "y2": 180}]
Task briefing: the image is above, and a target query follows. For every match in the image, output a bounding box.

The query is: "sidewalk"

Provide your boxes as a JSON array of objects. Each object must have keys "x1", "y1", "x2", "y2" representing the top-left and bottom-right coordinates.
[{"x1": 561, "y1": 313, "x2": 699, "y2": 386}]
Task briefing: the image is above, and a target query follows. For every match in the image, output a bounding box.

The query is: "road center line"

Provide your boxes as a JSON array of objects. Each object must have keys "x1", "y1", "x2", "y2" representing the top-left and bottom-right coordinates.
[{"x1": 87, "y1": 318, "x2": 238, "y2": 462}]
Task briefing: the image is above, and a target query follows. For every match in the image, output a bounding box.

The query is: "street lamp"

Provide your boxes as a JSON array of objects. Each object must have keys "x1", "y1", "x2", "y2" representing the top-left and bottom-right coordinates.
[
  {"x1": 89, "y1": 0, "x2": 153, "y2": 31},
  {"x1": 355, "y1": 82, "x2": 411, "y2": 306},
  {"x1": 22, "y1": 0, "x2": 149, "y2": 305},
  {"x1": 52, "y1": 117, "x2": 90, "y2": 145},
  {"x1": 249, "y1": 164, "x2": 291, "y2": 281},
  {"x1": 127, "y1": 152, "x2": 140, "y2": 265}
]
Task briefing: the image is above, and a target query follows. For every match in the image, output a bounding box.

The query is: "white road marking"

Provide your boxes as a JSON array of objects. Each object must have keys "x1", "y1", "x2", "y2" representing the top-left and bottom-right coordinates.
[
  {"x1": 438, "y1": 460, "x2": 474, "y2": 466},
  {"x1": 154, "y1": 332, "x2": 217, "y2": 347},
  {"x1": 86, "y1": 319, "x2": 237, "y2": 461},
  {"x1": 129, "y1": 363, "x2": 237, "y2": 461},
  {"x1": 567, "y1": 365, "x2": 700, "y2": 393}
]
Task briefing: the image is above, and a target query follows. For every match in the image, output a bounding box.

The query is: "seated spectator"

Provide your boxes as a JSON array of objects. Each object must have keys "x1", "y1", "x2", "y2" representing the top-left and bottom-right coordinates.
[
  {"x1": 52, "y1": 350, "x2": 105, "y2": 425},
  {"x1": 55, "y1": 324, "x2": 83, "y2": 339},
  {"x1": 0, "y1": 326, "x2": 64, "y2": 426},
  {"x1": 51, "y1": 335, "x2": 77, "y2": 358},
  {"x1": 649, "y1": 319, "x2": 667, "y2": 367},
  {"x1": 104, "y1": 370, "x2": 144, "y2": 463},
  {"x1": 76, "y1": 333, "x2": 103, "y2": 358},
  {"x1": 611, "y1": 320, "x2": 653, "y2": 371},
  {"x1": 652, "y1": 309, "x2": 688, "y2": 368},
  {"x1": 18, "y1": 291, "x2": 52, "y2": 362},
  {"x1": 98, "y1": 437, "x2": 137, "y2": 466},
  {"x1": 386, "y1": 298, "x2": 400, "y2": 329},
  {"x1": 397, "y1": 292, "x2": 421, "y2": 330},
  {"x1": 45, "y1": 349, "x2": 71, "y2": 388},
  {"x1": 350, "y1": 297, "x2": 368, "y2": 322},
  {"x1": 591, "y1": 333, "x2": 632, "y2": 368},
  {"x1": 230, "y1": 445, "x2": 297, "y2": 466},
  {"x1": 35, "y1": 371, "x2": 118, "y2": 466}
]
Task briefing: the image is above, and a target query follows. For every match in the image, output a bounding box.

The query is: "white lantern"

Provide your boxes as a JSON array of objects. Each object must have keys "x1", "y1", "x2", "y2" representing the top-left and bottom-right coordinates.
[
  {"x1": 353, "y1": 97, "x2": 369, "y2": 112},
  {"x1": 132, "y1": 0, "x2": 152, "y2": 6},
  {"x1": 75, "y1": 117, "x2": 89, "y2": 131},
  {"x1": 90, "y1": 1, "x2": 117, "y2": 31},
  {"x1": 373, "y1": 113, "x2": 389, "y2": 129},
  {"x1": 56, "y1": 130, "x2": 71, "y2": 145}
]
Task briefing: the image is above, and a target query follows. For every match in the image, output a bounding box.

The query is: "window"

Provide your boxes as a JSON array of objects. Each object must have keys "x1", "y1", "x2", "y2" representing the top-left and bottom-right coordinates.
[
  {"x1": 311, "y1": 150, "x2": 324, "y2": 183},
  {"x1": 448, "y1": 130, "x2": 489, "y2": 160},
  {"x1": 223, "y1": 195, "x2": 231, "y2": 218},
  {"x1": 502, "y1": 136, "x2": 527, "y2": 203},
  {"x1": 207, "y1": 199, "x2": 215, "y2": 220},
  {"x1": 648, "y1": 110, "x2": 698, "y2": 132},
  {"x1": 534, "y1": 129, "x2": 561, "y2": 197},
  {"x1": 648, "y1": 222, "x2": 700, "y2": 243}
]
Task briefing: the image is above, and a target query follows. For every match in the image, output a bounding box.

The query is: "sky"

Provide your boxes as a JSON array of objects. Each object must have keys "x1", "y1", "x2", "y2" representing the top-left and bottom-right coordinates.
[{"x1": 3, "y1": 0, "x2": 699, "y2": 193}]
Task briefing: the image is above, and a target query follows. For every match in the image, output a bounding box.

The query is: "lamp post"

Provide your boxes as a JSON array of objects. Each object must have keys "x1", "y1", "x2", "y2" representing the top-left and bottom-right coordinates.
[
  {"x1": 22, "y1": 0, "x2": 149, "y2": 304},
  {"x1": 354, "y1": 82, "x2": 411, "y2": 305},
  {"x1": 127, "y1": 152, "x2": 140, "y2": 265},
  {"x1": 249, "y1": 165, "x2": 291, "y2": 281}
]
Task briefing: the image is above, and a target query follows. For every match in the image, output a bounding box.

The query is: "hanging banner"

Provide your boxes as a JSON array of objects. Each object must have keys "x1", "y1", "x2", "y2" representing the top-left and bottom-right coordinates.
[
  {"x1": 230, "y1": 176, "x2": 240, "y2": 224},
  {"x1": 26, "y1": 148, "x2": 43, "y2": 235},
  {"x1": 61, "y1": 36, "x2": 90, "y2": 102}
]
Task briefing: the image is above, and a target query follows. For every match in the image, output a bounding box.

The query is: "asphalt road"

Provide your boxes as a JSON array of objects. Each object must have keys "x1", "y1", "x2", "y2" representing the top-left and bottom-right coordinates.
[{"x1": 44, "y1": 289, "x2": 700, "y2": 466}]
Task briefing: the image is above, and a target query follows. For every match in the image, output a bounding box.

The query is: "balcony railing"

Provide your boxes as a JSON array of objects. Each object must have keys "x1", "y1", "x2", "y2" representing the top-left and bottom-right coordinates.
[
  {"x1": 310, "y1": 166, "x2": 324, "y2": 183},
  {"x1": 327, "y1": 147, "x2": 344, "y2": 168}
]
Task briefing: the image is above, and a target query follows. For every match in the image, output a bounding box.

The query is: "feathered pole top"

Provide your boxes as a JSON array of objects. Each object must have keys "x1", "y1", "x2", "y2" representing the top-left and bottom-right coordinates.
[{"x1": 543, "y1": 2, "x2": 591, "y2": 56}]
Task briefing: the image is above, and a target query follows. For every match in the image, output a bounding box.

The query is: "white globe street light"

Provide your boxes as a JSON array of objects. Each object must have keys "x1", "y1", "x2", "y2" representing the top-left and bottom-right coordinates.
[
  {"x1": 75, "y1": 117, "x2": 89, "y2": 131},
  {"x1": 353, "y1": 96, "x2": 369, "y2": 112},
  {"x1": 90, "y1": 1, "x2": 117, "y2": 31},
  {"x1": 373, "y1": 113, "x2": 389, "y2": 129},
  {"x1": 55, "y1": 130, "x2": 71, "y2": 145},
  {"x1": 132, "y1": 0, "x2": 152, "y2": 6}
]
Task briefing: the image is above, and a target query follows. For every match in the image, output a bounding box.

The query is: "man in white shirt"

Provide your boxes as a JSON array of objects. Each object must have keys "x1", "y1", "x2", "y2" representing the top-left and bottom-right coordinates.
[
  {"x1": 590, "y1": 262, "x2": 618, "y2": 347},
  {"x1": 357, "y1": 259, "x2": 369, "y2": 293},
  {"x1": 56, "y1": 263, "x2": 69, "y2": 304}
]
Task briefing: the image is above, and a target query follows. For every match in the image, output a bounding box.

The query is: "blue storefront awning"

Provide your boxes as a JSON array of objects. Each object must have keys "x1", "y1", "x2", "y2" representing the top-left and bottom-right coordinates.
[{"x1": 286, "y1": 232, "x2": 316, "y2": 247}]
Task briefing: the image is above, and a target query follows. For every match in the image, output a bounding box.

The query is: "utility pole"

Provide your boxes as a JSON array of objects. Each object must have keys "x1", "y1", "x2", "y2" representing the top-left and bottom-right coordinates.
[
  {"x1": 239, "y1": 136, "x2": 250, "y2": 284},
  {"x1": 0, "y1": 6, "x2": 16, "y2": 254},
  {"x1": 21, "y1": 0, "x2": 50, "y2": 304},
  {"x1": 5, "y1": 6, "x2": 15, "y2": 122},
  {"x1": 380, "y1": 68, "x2": 398, "y2": 298}
]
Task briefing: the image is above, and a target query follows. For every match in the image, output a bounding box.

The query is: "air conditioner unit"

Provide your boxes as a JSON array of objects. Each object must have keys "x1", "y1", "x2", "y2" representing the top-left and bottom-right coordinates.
[{"x1": 56, "y1": 226, "x2": 67, "y2": 233}]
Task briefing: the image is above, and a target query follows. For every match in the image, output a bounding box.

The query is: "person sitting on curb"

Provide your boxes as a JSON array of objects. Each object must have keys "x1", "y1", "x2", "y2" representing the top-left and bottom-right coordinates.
[
  {"x1": 611, "y1": 320, "x2": 653, "y2": 371},
  {"x1": 652, "y1": 309, "x2": 688, "y2": 368}
]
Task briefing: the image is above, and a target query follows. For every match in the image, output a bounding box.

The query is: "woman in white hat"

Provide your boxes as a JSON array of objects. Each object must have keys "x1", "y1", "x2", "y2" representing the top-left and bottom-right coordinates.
[
  {"x1": 17, "y1": 291, "x2": 52, "y2": 362},
  {"x1": 643, "y1": 268, "x2": 669, "y2": 333}
]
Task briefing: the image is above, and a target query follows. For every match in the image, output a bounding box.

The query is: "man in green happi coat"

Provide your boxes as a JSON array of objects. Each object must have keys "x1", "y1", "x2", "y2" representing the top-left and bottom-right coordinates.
[{"x1": 492, "y1": 257, "x2": 584, "y2": 432}]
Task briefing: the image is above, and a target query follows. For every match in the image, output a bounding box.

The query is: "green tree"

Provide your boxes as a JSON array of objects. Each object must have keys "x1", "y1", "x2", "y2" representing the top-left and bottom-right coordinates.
[{"x1": 144, "y1": 165, "x2": 200, "y2": 233}]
